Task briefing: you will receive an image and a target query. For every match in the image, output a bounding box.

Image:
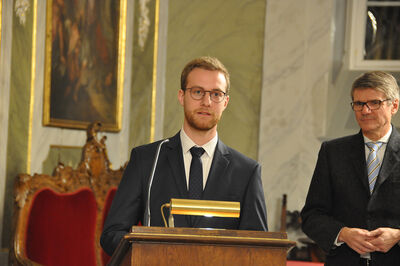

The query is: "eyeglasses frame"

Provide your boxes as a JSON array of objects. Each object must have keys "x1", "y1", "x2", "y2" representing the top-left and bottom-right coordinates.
[
  {"x1": 350, "y1": 99, "x2": 391, "y2": 111},
  {"x1": 183, "y1": 87, "x2": 227, "y2": 103}
]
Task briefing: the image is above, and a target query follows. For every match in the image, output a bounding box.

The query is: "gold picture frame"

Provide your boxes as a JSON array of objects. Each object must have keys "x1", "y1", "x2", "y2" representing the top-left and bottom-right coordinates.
[{"x1": 43, "y1": 0, "x2": 127, "y2": 132}]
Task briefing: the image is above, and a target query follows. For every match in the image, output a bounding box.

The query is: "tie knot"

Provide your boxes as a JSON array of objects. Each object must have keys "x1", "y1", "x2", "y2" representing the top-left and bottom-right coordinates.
[
  {"x1": 190, "y1": 147, "x2": 205, "y2": 158},
  {"x1": 366, "y1": 142, "x2": 383, "y2": 152}
]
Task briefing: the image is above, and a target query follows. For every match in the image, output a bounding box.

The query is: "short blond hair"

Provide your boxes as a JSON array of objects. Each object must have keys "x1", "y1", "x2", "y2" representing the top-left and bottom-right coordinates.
[{"x1": 180, "y1": 56, "x2": 230, "y2": 94}]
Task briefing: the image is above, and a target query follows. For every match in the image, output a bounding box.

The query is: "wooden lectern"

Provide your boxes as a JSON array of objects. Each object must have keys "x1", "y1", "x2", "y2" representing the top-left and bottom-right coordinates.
[{"x1": 108, "y1": 226, "x2": 296, "y2": 266}]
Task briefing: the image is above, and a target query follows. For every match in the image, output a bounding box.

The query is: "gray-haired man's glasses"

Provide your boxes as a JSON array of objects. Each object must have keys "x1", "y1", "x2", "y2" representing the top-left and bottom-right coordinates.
[{"x1": 350, "y1": 99, "x2": 391, "y2": 111}]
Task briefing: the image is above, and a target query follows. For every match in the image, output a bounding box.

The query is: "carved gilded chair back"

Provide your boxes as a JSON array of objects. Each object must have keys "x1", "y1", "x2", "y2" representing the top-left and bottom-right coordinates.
[{"x1": 11, "y1": 122, "x2": 125, "y2": 266}]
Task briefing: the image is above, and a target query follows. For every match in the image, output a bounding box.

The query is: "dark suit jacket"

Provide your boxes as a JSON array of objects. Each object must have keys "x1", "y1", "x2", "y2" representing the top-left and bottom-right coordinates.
[
  {"x1": 101, "y1": 132, "x2": 268, "y2": 255},
  {"x1": 301, "y1": 127, "x2": 400, "y2": 265}
]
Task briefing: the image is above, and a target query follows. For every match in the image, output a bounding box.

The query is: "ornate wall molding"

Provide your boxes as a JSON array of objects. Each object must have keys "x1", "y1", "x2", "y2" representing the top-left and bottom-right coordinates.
[
  {"x1": 15, "y1": 0, "x2": 30, "y2": 25},
  {"x1": 138, "y1": 0, "x2": 151, "y2": 51}
]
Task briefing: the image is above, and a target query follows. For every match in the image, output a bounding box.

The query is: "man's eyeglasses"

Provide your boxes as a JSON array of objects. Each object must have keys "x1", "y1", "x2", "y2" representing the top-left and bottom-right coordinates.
[
  {"x1": 184, "y1": 87, "x2": 227, "y2": 103},
  {"x1": 350, "y1": 99, "x2": 391, "y2": 111}
]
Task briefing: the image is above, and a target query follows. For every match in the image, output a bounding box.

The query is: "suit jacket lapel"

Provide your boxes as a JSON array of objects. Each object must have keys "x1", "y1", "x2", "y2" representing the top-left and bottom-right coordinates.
[
  {"x1": 350, "y1": 131, "x2": 370, "y2": 194},
  {"x1": 375, "y1": 127, "x2": 400, "y2": 191},
  {"x1": 202, "y1": 140, "x2": 230, "y2": 198},
  {"x1": 166, "y1": 132, "x2": 188, "y2": 198},
  {"x1": 193, "y1": 140, "x2": 230, "y2": 227}
]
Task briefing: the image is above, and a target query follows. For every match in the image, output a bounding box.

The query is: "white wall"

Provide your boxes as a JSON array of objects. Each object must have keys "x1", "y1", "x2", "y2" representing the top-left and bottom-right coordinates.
[
  {"x1": 259, "y1": 0, "x2": 334, "y2": 239},
  {"x1": 0, "y1": 0, "x2": 14, "y2": 250}
]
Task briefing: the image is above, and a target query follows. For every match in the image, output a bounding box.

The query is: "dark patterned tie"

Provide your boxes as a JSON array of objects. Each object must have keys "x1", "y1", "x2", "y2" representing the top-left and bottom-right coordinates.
[{"x1": 189, "y1": 147, "x2": 205, "y2": 199}]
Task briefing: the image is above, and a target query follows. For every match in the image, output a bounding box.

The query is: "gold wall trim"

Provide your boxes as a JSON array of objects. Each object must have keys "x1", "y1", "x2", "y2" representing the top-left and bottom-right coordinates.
[
  {"x1": 0, "y1": 0, "x2": 2, "y2": 49},
  {"x1": 150, "y1": 0, "x2": 160, "y2": 142},
  {"x1": 42, "y1": 0, "x2": 51, "y2": 128},
  {"x1": 117, "y1": 0, "x2": 128, "y2": 131},
  {"x1": 27, "y1": 0, "x2": 38, "y2": 174}
]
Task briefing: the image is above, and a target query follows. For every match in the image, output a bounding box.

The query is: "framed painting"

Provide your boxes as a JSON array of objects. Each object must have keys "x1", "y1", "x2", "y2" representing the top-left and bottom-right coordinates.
[{"x1": 43, "y1": 0, "x2": 127, "y2": 131}]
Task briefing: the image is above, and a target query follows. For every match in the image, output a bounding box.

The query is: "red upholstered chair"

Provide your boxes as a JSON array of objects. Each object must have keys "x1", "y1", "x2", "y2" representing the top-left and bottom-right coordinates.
[
  {"x1": 11, "y1": 122, "x2": 124, "y2": 266},
  {"x1": 26, "y1": 188, "x2": 97, "y2": 266}
]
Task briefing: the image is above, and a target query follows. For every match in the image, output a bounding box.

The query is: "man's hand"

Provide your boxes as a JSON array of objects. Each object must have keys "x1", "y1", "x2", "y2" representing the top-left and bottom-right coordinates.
[
  {"x1": 338, "y1": 227, "x2": 377, "y2": 254},
  {"x1": 368, "y1": 228, "x2": 400, "y2": 253}
]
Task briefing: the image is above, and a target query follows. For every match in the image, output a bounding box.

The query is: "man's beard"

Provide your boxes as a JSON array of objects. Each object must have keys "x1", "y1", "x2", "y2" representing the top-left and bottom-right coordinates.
[{"x1": 184, "y1": 109, "x2": 220, "y2": 131}]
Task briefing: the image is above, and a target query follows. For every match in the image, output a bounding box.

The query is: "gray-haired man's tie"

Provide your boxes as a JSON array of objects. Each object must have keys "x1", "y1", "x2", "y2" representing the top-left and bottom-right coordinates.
[{"x1": 366, "y1": 142, "x2": 383, "y2": 194}]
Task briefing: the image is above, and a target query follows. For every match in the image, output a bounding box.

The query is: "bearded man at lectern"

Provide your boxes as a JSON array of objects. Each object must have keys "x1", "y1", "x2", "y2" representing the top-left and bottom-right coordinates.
[{"x1": 100, "y1": 56, "x2": 268, "y2": 256}]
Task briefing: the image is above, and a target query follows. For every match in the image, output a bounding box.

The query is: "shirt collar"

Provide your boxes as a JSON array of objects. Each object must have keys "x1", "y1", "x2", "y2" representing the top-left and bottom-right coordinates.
[
  {"x1": 180, "y1": 128, "x2": 218, "y2": 157},
  {"x1": 363, "y1": 125, "x2": 392, "y2": 144}
]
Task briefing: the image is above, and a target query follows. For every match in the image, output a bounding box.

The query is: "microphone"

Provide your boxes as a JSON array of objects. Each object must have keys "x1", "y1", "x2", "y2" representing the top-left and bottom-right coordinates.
[{"x1": 144, "y1": 138, "x2": 170, "y2": 226}]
